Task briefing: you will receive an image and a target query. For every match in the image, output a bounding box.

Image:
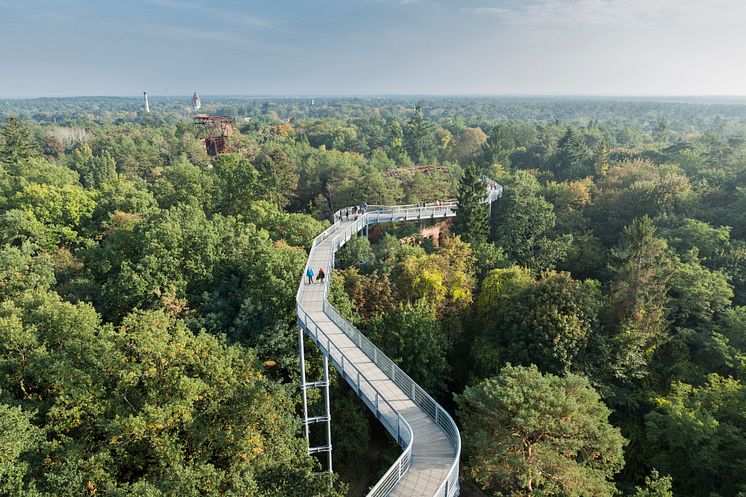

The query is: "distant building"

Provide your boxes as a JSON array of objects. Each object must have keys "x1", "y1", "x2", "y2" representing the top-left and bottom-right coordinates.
[
  {"x1": 192, "y1": 92, "x2": 201, "y2": 112},
  {"x1": 143, "y1": 91, "x2": 150, "y2": 113},
  {"x1": 193, "y1": 115, "x2": 234, "y2": 156}
]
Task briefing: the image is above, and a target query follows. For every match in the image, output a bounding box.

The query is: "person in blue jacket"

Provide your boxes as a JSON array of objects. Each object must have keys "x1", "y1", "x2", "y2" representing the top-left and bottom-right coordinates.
[{"x1": 306, "y1": 267, "x2": 314, "y2": 285}]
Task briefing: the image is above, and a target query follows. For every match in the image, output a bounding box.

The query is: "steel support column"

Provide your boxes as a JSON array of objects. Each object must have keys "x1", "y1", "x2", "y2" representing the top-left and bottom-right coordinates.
[
  {"x1": 323, "y1": 355, "x2": 333, "y2": 473},
  {"x1": 299, "y1": 325, "x2": 333, "y2": 473}
]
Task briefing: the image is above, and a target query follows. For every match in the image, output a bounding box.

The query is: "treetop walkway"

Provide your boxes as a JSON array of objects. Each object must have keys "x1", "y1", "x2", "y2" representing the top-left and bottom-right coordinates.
[{"x1": 296, "y1": 183, "x2": 502, "y2": 497}]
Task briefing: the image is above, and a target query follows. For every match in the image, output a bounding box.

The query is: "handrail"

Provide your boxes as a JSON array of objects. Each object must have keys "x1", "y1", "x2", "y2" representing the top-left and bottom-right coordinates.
[
  {"x1": 296, "y1": 304, "x2": 414, "y2": 495},
  {"x1": 296, "y1": 181, "x2": 502, "y2": 497}
]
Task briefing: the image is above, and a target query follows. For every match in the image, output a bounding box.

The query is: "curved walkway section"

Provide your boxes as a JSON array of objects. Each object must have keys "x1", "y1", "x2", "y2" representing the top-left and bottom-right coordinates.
[{"x1": 296, "y1": 186, "x2": 502, "y2": 497}]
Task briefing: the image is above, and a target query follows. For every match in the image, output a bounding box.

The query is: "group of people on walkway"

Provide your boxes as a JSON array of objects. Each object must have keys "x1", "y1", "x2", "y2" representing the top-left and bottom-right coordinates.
[
  {"x1": 306, "y1": 267, "x2": 326, "y2": 285},
  {"x1": 337, "y1": 204, "x2": 367, "y2": 222}
]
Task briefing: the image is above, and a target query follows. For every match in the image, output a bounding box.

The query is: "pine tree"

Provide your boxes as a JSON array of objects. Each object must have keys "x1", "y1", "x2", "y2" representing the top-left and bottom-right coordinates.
[
  {"x1": 0, "y1": 117, "x2": 37, "y2": 167},
  {"x1": 551, "y1": 127, "x2": 592, "y2": 180},
  {"x1": 453, "y1": 163, "x2": 489, "y2": 245}
]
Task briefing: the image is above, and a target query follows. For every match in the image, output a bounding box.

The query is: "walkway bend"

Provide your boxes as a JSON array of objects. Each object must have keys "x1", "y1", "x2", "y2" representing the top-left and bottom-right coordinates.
[{"x1": 296, "y1": 186, "x2": 502, "y2": 497}]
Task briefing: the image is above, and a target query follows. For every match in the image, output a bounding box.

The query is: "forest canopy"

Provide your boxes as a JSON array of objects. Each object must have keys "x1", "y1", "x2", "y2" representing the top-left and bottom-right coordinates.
[{"x1": 0, "y1": 95, "x2": 745, "y2": 497}]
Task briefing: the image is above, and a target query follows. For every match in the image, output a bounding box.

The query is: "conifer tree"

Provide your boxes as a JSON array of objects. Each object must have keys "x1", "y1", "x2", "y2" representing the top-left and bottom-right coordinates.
[
  {"x1": 404, "y1": 103, "x2": 436, "y2": 163},
  {"x1": 0, "y1": 117, "x2": 37, "y2": 167},
  {"x1": 453, "y1": 163, "x2": 489, "y2": 245},
  {"x1": 551, "y1": 127, "x2": 592, "y2": 180}
]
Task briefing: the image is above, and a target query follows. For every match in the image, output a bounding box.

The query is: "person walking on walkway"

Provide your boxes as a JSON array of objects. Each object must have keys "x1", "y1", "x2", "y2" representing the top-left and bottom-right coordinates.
[
  {"x1": 317, "y1": 267, "x2": 326, "y2": 285},
  {"x1": 306, "y1": 267, "x2": 314, "y2": 285}
]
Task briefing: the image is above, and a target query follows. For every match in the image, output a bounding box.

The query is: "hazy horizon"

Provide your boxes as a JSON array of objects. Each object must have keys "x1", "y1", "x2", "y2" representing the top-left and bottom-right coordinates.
[
  {"x1": 2, "y1": 0, "x2": 745, "y2": 97},
  {"x1": 4, "y1": 94, "x2": 746, "y2": 101}
]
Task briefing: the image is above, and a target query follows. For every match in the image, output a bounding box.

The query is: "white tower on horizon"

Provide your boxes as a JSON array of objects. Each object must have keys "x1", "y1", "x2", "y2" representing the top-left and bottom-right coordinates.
[
  {"x1": 192, "y1": 91, "x2": 201, "y2": 112},
  {"x1": 143, "y1": 91, "x2": 150, "y2": 113}
]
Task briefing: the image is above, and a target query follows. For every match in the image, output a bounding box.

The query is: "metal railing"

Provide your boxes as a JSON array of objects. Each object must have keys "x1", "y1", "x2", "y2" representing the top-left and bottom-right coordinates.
[
  {"x1": 296, "y1": 181, "x2": 502, "y2": 497},
  {"x1": 296, "y1": 304, "x2": 414, "y2": 496}
]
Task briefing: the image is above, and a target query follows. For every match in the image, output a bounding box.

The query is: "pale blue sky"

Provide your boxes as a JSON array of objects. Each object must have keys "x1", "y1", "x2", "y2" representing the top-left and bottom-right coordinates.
[{"x1": 1, "y1": 0, "x2": 745, "y2": 97}]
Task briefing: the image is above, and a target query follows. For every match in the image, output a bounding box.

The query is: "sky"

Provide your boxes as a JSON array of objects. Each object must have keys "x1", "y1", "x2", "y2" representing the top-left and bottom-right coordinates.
[{"x1": 1, "y1": 0, "x2": 745, "y2": 97}]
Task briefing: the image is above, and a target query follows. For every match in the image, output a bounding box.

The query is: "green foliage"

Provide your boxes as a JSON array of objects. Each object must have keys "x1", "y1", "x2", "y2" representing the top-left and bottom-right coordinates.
[
  {"x1": 473, "y1": 269, "x2": 602, "y2": 376},
  {"x1": 0, "y1": 402, "x2": 44, "y2": 496},
  {"x1": 246, "y1": 200, "x2": 328, "y2": 249},
  {"x1": 471, "y1": 241, "x2": 510, "y2": 280},
  {"x1": 0, "y1": 117, "x2": 38, "y2": 167},
  {"x1": 606, "y1": 217, "x2": 672, "y2": 382},
  {"x1": 0, "y1": 210, "x2": 51, "y2": 249},
  {"x1": 492, "y1": 171, "x2": 572, "y2": 270},
  {"x1": 92, "y1": 177, "x2": 158, "y2": 230},
  {"x1": 11, "y1": 184, "x2": 96, "y2": 247},
  {"x1": 254, "y1": 148, "x2": 299, "y2": 207},
  {"x1": 334, "y1": 268, "x2": 394, "y2": 324},
  {"x1": 404, "y1": 104, "x2": 437, "y2": 163},
  {"x1": 327, "y1": 273, "x2": 360, "y2": 324},
  {"x1": 550, "y1": 127, "x2": 593, "y2": 180},
  {"x1": 667, "y1": 252, "x2": 733, "y2": 328},
  {"x1": 645, "y1": 374, "x2": 746, "y2": 497},
  {"x1": 0, "y1": 293, "x2": 345, "y2": 496},
  {"x1": 368, "y1": 301, "x2": 449, "y2": 393},
  {"x1": 590, "y1": 159, "x2": 694, "y2": 244},
  {"x1": 2, "y1": 97, "x2": 746, "y2": 495},
  {"x1": 150, "y1": 157, "x2": 216, "y2": 210},
  {"x1": 456, "y1": 365, "x2": 626, "y2": 497},
  {"x1": 70, "y1": 144, "x2": 117, "y2": 188},
  {"x1": 0, "y1": 243, "x2": 55, "y2": 301},
  {"x1": 594, "y1": 141, "x2": 610, "y2": 178},
  {"x1": 212, "y1": 153, "x2": 258, "y2": 216},
  {"x1": 479, "y1": 123, "x2": 515, "y2": 170},
  {"x1": 451, "y1": 127, "x2": 487, "y2": 164},
  {"x1": 5, "y1": 156, "x2": 79, "y2": 189},
  {"x1": 396, "y1": 236, "x2": 475, "y2": 315},
  {"x1": 453, "y1": 163, "x2": 489, "y2": 245},
  {"x1": 630, "y1": 470, "x2": 673, "y2": 497},
  {"x1": 336, "y1": 234, "x2": 375, "y2": 271}
]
